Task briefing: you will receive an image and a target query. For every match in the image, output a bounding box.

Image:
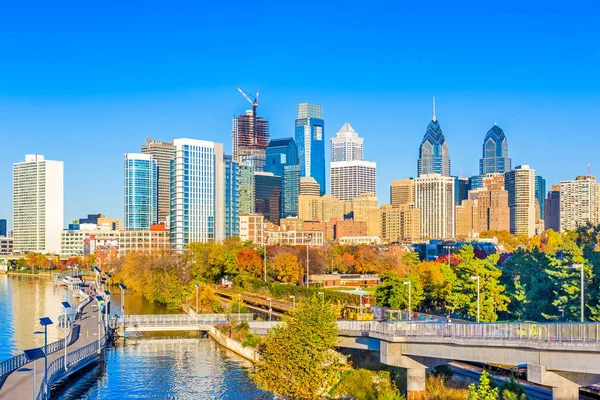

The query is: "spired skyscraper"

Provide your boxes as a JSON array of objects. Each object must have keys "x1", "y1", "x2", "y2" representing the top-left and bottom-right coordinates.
[
  {"x1": 418, "y1": 98, "x2": 450, "y2": 177},
  {"x1": 479, "y1": 124, "x2": 511, "y2": 175},
  {"x1": 295, "y1": 103, "x2": 325, "y2": 195}
]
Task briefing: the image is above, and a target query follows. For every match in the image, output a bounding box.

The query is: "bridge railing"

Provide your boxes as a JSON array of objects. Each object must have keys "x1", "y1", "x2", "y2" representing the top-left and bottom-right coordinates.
[
  {"x1": 110, "y1": 313, "x2": 254, "y2": 329},
  {"x1": 338, "y1": 321, "x2": 600, "y2": 343}
]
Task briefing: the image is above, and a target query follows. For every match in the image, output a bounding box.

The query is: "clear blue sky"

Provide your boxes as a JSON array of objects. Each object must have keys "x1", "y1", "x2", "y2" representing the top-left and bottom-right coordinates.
[{"x1": 1, "y1": 1, "x2": 599, "y2": 229}]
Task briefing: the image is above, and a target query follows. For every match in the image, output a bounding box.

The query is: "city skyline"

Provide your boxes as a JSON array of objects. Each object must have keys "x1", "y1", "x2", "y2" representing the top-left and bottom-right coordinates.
[{"x1": 1, "y1": 2, "x2": 599, "y2": 228}]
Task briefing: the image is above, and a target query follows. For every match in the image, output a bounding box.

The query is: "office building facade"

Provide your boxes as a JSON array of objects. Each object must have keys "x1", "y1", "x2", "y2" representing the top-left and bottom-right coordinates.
[
  {"x1": 232, "y1": 110, "x2": 269, "y2": 172},
  {"x1": 479, "y1": 124, "x2": 511, "y2": 175},
  {"x1": 505, "y1": 165, "x2": 536, "y2": 237},
  {"x1": 265, "y1": 138, "x2": 300, "y2": 218},
  {"x1": 124, "y1": 153, "x2": 158, "y2": 230},
  {"x1": 415, "y1": 174, "x2": 455, "y2": 239},
  {"x1": 239, "y1": 164, "x2": 255, "y2": 215},
  {"x1": 390, "y1": 178, "x2": 415, "y2": 207},
  {"x1": 0, "y1": 219, "x2": 6, "y2": 237},
  {"x1": 559, "y1": 176, "x2": 598, "y2": 232},
  {"x1": 170, "y1": 139, "x2": 225, "y2": 250},
  {"x1": 141, "y1": 138, "x2": 174, "y2": 226},
  {"x1": 330, "y1": 160, "x2": 376, "y2": 201},
  {"x1": 295, "y1": 103, "x2": 325, "y2": 195},
  {"x1": 535, "y1": 175, "x2": 546, "y2": 221},
  {"x1": 418, "y1": 100, "x2": 450, "y2": 177},
  {"x1": 13, "y1": 155, "x2": 64, "y2": 254},
  {"x1": 331, "y1": 122, "x2": 363, "y2": 162},
  {"x1": 299, "y1": 177, "x2": 321, "y2": 196},
  {"x1": 544, "y1": 185, "x2": 560, "y2": 232},
  {"x1": 254, "y1": 172, "x2": 282, "y2": 225},
  {"x1": 224, "y1": 155, "x2": 240, "y2": 238}
]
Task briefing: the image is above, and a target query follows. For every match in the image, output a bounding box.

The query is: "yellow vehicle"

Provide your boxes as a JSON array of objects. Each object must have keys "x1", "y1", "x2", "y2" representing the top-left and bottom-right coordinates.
[
  {"x1": 383, "y1": 309, "x2": 404, "y2": 321},
  {"x1": 341, "y1": 305, "x2": 374, "y2": 321}
]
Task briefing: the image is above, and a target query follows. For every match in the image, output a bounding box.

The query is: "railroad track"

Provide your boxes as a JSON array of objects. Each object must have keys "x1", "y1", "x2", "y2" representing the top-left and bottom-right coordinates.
[{"x1": 215, "y1": 290, "x2": 292, "y2": 314}]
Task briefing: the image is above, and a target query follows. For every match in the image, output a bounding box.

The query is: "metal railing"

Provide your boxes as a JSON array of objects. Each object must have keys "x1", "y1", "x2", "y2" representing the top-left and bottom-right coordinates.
[
  {"x1": 337, "y1": 320, "x2": 600, "y2": 345},
  {"x1": 110, "y1": 313, "x2": 254, "y2": 329}
]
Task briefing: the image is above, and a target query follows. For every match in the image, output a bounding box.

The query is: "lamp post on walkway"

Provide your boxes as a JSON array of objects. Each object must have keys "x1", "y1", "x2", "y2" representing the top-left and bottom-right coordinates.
[
  {"x1": 104, "y1": 291, "x2": 111, "y2": 331},
  {"x1": 61, "y1": 302, "x2": 71, "y2": 371},
  {"x1": 119, "y1": 283, "x2": 127, "y2": 329},
  {"x1": 195, "y1": 283, "x2": 199, "y2": 313},
  {"x1": 572, "y1": 263, "x2": 585, "y2": 322},
  {"x1": 403, "y1": 281, "x2": 412, "y2": 321},
  {"x1": 443, "y1": 245, "x2": 453, "y2": 268},
  {"x1": 470, "y1": 275, "x2": 481, "y2": 323},
  {"x1": 263, "y1": 238, "x2": 268, "y2": 282},
  {"x1": 305, "y1": 234, "x2": 313, "y2": 288},
  {"x1": 95, "y1": 296, "x2": 103, "y2": 353},
  {"x1": 37, "y1": 317, "x2": 53, "y2": 385}
]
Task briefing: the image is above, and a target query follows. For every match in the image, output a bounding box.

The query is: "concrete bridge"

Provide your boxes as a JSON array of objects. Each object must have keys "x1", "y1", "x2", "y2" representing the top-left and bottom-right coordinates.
[{"x1": 111, "y1": 313, "x2": 254, "y2": 335}]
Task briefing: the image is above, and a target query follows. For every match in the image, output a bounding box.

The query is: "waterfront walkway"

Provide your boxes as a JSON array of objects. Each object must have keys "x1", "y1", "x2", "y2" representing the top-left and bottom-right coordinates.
[{"x1": 0, "y1": 293, "x2": 105, "y2": 399}]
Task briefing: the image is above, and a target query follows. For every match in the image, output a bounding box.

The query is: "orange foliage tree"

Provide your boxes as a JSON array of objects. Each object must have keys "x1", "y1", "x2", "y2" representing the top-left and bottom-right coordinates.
[
  {"x1": 271, "y1": 254, "x2": 303, "y2": 283},
  {"x1": 236, "y1": 248, "x2": 263, "y2": 279}
]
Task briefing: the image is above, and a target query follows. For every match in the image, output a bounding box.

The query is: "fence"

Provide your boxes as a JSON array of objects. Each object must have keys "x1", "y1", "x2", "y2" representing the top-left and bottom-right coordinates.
[
  {"x1": 337, "y1": 321, "x2": 600, "y2": 344},
  {"x1": 110, "y1": 313, "x2": 254, "y2": 329}
]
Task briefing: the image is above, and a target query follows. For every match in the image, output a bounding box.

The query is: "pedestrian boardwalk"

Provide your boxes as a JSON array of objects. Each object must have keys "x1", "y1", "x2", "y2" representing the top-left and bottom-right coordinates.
[{"x1": 0, "y1": 293, "x2": 106, "y2": 400}]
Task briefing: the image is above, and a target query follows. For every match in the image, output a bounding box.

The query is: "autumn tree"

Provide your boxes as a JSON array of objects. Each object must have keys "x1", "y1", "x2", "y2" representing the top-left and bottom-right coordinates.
[
  {"x1": 252, "y1": 297, "x2": 342, "y2": 399},
  {"x1": 376, "y1": 273, "x2": 424, "y2": 311},
  {"x1": 271, "y1": 254, "x2": 302, "y2": 283},
  {"x1": 236, "y1": 248, "x2": 263, "y2": 279}
]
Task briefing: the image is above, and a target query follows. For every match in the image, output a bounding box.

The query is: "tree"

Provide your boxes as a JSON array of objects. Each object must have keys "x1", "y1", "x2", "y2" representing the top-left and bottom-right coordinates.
[
  {"x1": 271, "y1": 254, "x2": 302, "y2": 283},
  {"x1": 236, "y1": 249, "x2": 263, "y2": 279},
  {"x1": 376, "y1": 273, "x2": 424, "y2": 311},
  {"x1": 401, "y1": 252, "x2": 420, "y2": 267},
  {"x1": 468, "y1": 370, "x2": 498, "y2": 400},
  {"x1": 252, "y1": 297, "x2": 342, "y2": 399}
]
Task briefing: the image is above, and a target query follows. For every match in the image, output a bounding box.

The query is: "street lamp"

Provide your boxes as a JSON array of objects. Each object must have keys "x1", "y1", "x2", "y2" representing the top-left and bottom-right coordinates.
[
  {"x1": 403, "y1": 281, "x2": 412, "y2": 321},
  {"x1": 306, "y1": 234, "x2": 313, "y2": 288},
  {"x1": 443, "y1": 245, "x2": 453, "y2": 268},
  {"x1": 263, "y1": 237, "x2": 268, "y2": 283},
  {"x1": 119, "y1": 283, "x2": 127, "y2": 330},
  {"x1": 572, "y1": 263, "x2": 585, "y2": 322},
  {"x1": 289, "y1": 295, "x2": 296, "y2": 309},
  {"x1": 96, "y1": 296, "x2": 104, "y2": 352},
  {"x1": 266, "y1": 298, "x2": 272, "y2": 322},
  {"x1": 61, "y1": 302, "x2": 71, "y2": 371},
  {"x1": 559, "y1": 308, "x2": 565, "y2": 322},
  {"x1": 470, "y1": 275, "x2": 481, "y2": 323},
  {"x1": 37, "y1": 317, "x2": 53, "y2": 383},
  {"x1": 195, "y1": 283, "x2": 199, "y2": 313},
  {"x1": 104, "y1": 291, "x2": 111, "y2": 330}
]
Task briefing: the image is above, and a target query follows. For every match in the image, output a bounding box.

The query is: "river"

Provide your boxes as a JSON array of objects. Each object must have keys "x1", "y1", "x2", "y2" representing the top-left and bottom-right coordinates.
[{"x1": 0, "y1": 274, "x2": 270, "y2": 399}]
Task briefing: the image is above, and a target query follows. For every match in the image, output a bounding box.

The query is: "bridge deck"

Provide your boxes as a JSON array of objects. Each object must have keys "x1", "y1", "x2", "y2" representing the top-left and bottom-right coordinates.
[{"x1": 0, "y1": 296, "x2": 104, "y2": 399}]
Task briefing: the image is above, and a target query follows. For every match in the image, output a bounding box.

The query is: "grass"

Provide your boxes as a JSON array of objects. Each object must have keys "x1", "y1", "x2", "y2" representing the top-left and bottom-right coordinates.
[{"x1": 424, "y1": 375, "x2": 469, "y2": 400}]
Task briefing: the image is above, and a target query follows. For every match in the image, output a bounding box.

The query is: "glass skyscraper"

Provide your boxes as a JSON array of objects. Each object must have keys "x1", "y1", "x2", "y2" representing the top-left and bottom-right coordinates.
[
  {"x1": 239, "y1": 164, "x2": 255, "y2": 215},
  {"x1": 170, "y1": 139, "x2": 224, "y2": 250},
  {"x1": 479, "y1": 124, "x2": 511, "y2": 175},
  {"x1": 254, "y1": 172, "x2": 282, "y2": 225},
  {"x1": 124, "y1": 153, "x2": 158, "y2": 230},
  {"x1": 295, "y1": 103, "x2": 325, "y2": 195},
  {"x1": 418, "y1": 99, "x2": 450, "y2": 177},
  {"x1": 265, "y1": 137, "x2": 300, "y2": 218},
  {"x1": 224, "y1": 155, "x2": 240, "y2": 238},
  {"x1": 535, "y1": 175, "x2": 546, "y2": 220}
]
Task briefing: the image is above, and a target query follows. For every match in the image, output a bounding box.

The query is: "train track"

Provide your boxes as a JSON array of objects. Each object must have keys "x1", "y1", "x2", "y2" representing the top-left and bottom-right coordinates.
[{"x1": 215, "y1": 290, "x2": 291, "y2": 315}]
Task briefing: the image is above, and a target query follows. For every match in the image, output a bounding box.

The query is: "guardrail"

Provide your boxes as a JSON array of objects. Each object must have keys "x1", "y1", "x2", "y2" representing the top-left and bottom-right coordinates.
[
  {"x1": 110, "y1": 313, "x2": 254, "y2": 329},
  {"x1": 337, "y1": 321, "x2": 600, "y2": 344}
]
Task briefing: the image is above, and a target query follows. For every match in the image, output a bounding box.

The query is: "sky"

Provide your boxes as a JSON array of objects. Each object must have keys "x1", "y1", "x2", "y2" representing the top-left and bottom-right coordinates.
[{"x1": 1, "y1": 1, "x2": 599, "y2": 229}]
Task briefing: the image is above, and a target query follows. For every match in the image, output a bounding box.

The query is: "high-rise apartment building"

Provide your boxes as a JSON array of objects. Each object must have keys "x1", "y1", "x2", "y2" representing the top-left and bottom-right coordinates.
[
  {"x1": 299, "y1": 177, "x2": 321, "y2": 196},
  {"x1": 390, "y1": 179, "x2": 415, "y2": 207},
  {"x1": 418, "y1": 99, "x2": 450, "y2": 177},
  {"x1": 239, "y1": 214, "x2": 264, "y2": 246},
  {"x1": 232, "y1": 110, "x2": 269, "y2": 171},
  {"x1": 141, "y1": 138, "x2": 174, "y2": 226},
  {"x1": 265, "y1": 138, "x2": 300, "y2": 218},
  {"x1": 479, "y1": 124, "x2": 511, "y2": 175},
  {"x1": 13, "y1": 154, "x2": 64, "y2": 254},
  {"x1": 170, "y1": 139, "x2": 225, "y2": 250},
  {"x1": 330, "y1": 161, "x2": 376, "y2": 201},
  {"x1": 295, "y1": 103, "x2": 325, "y2": 195},
  {"x1": 351, "y1": 193, "x2": 378, "y2": 222},
  {"x1": 456, "y1": 177, "x2": 470, "y2": 205},
  {"x1": 455, "y1": 199, "x2": 480, "y2": 238},
  {"x1": 415, "y1": 174, "x2": 455, "y2": 239},
  {"x1": 544, "y1": 185, "x2": 561, "y2": 232},
  {"x1": 239, "y1": 164, "x2": 255, "y2": 215},
  {"x1": 254, "y1": 172, "x2": 282, "y2": 225},
  {"x1": 298, "y1": 195, "x2": 345, "y2": 222},
  {"x1": 505, "y1": 165, "x2": 536, "y2": 237},
  {"x1": 478, "y1": 174, "x2": 510, "y2": 232},
  {"x1": 380, "y1": 204, "x2": 421, "y2": 242},
  {"x1": 124, "y1": 153, "x2": 158, "y2": 230},
  {"x1": 559, "y1": 176, "x2": 598, "y2": 232},
  {"x1": 224, "y1": 155, "x2": 240, "y2": 238},
  {"x1": 535, "y1": 175, "x2": 546, "y2": 221}
]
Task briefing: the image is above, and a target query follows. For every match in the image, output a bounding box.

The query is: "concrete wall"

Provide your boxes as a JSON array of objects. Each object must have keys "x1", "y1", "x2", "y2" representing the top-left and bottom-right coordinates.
[{"x1": 208, "y1": 327, "x2": 260, "y2": 363}]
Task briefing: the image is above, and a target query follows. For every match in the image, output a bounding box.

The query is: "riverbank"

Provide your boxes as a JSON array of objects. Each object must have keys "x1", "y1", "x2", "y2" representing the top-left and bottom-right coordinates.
[{"x1": 208, "y1": 326, "x2": 261, "y2": 362}]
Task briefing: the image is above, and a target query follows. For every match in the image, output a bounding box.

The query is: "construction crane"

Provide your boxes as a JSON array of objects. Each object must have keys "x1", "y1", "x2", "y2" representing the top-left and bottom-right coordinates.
[{"x1": 236, "y1": 86, "x2": 259, "y2": 117}]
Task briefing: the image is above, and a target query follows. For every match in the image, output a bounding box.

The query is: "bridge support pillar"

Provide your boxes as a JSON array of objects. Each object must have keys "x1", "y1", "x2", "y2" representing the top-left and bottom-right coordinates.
[
  {"x1": 551, "y1": 386, "x2": 579, "y2": 400},
  {"x1": 406, "y1": 367, "x2": 426, "y2": 400}
]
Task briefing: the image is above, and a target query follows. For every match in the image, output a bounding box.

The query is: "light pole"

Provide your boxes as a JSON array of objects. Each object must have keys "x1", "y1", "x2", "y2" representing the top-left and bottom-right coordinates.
[
  {"x1": 443, "y1": 245, "x2": 452, "y2": 268},
  {"x1": 318, "y1": 291, "x2": 324, "y2": 303},
  {"x1": 306, "y1": 234, "x2": 313, "y2": 288},
  {"x1": 104, "y1": 291, "x2": 111, "y2": 330},
  {"x1": 289, "y1": 295, "x2": 296, "y2": 309},
  {"x1": 195, "y1": 283, "x2": 199, "y2": 313},
  {"x1": 119, "y1": 283, "x2": 127, "y2": 330},
  {"x1": 572, "y1": 263, "x2": 585, "y2": 322},
  {"x1": 403, "y1": 281, "x2": 412, "y2": 321},
  {"x1": 559, "y1": 308, "x2": 565, "y2": 322},
  {"x1": 263, "y1": 237, "x2": 268, "y2": 283},
  {"x1": 470, "y1": 275, "x2": 481, "y2": 323},
  {"x1": 37, "y1": 317, "x2": 53, "y2": 385},
  {"x1": 267, "y1": 298, "x2": 272, "y2": 321},
  {"x1": 61, "y1": 302, "x2": 71, "y2": 371},
  {"x1": 96, "y1": 296, "x2": 103, "y2": 352},
  {"x1": 237, "y1": 293, "x2": 241, "y2": 322}
]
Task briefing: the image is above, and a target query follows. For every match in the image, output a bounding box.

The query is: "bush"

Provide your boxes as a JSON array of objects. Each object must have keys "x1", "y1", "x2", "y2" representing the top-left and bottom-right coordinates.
[
  {"x1": 333, "y1": 369, "x2": 405, "y2": 400},
  {"x1": 242, "y1": 334, "x2": 262, "y2": 349},
  {"x1": 500, "y1": 375, "x2": 526, "y2": 400},
  {"x1": 431, "y1": 364, "x2": 454, "y2": 381},
  {"x1": 425, "y1": 375, "x2": 469, "y2": 400}
]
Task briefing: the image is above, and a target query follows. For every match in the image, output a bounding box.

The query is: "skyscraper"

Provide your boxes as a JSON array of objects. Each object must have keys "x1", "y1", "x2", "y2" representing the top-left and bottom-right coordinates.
[
  {"x1": 141, "y1": 138, "x2": 174, "y2": 226},
  {"x1": 295, "y1": 103, "x2": 325, "y2": 195},
  {"x1": 535, "y1": 175, "x2": 546, "y2": 221},
  {"x1": 124, "y1": 153, "x2": 158, "y2": 230},
  {"x1": 13, "y1": 154, "x2": 64, "y2": 253},
  {"x1": 478, "y1": 173, "x2": 510, "y2": 232},
  {"x1": 254, "y1": 172, "x2": 282, "y2": 225},
  {"x1": 239, "y1": 164, "x2": 255, "y2": 215},
  {"x1": 330, "y1": 123, "x2": 376, "y2": 201},
  {"x1": 170, "y1": 139, "x2": 225, "y2": 250},
  {"x1": 559, "y1": 176, "x2": 598, "y2": 232},
  {"x1": 544, "y1": 185, "x2": 560, "y2": 232},
  {"x1": 505, "y1": 165, "x2": 536, "y2": 237},
  {"x1": 0, "y1": 219, "x2": 6, "y2": 237},
  {"x1": 265, "y1": 138, "x2": 300, "y2": 218},
  {"x1": 390, "y1": 178, "x2": 415, "y2": 207},
  {"x1": 299, "y1": 177, "x2": 321, "y2": 196},
  {"x1": 415, "y1": 174, "x2": 455, "y2": 239},
  {"x1": 479, "y1": 124, "x2": 511, "y2": 175},
  {"x1": 224, "y1": 155, "x2": 240, "y2": 238},
  {"x1": 232, "y1": 110, "x2": 269, "y2": 172},
  {"x1": 418, "y1": 99, "x2": 450, "y2": 177}
]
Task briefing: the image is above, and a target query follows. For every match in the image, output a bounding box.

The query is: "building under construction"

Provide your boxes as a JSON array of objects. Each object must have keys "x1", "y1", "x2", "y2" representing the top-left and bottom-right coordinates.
[{"x1": 232, "y1": 87, "x2": 269, "y2": 172}]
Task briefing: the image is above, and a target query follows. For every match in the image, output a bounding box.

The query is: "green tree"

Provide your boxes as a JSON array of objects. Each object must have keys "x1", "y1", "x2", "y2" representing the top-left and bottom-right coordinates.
[
  {"x1": 468, "y1": 371, "x2": 498, "y2": 400},
  {"x1": 401, "y1": 252, "x2": 420, "y2": 267},
  {"x1": 500, "y1": 375, "x2": 526, "y2": 400},
  {"x1": 252, "y1": 297, "x2": 342, "y2": 399},
  {"x1": 376, "y1": 273, "x2": 424, "y2": 311},
  {"x1": 447, "y1": 246, "x2": 509, "y2": 322}
]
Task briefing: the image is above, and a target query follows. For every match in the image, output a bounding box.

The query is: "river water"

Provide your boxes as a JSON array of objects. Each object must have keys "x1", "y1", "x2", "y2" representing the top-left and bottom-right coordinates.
[{"x1": 0, "y1": 274, "x2": 269, "y2": 399}]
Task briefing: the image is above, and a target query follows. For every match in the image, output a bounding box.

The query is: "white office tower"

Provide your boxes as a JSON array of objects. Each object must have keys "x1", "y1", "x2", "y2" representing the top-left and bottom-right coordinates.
[
  {"x1": 559, "y1": 176, "x2": 598, "y2": 232},
  {"x1": 330, "y1": 123, "x2": 376, "y2": 201},
  {"x1": 13, "y1": 154, "x2": 64, "y2": 253},
  {"x1": 170, "y1": 139, "x2": 225, "y2": 251},
  {"x1": 415, "y1": 174, "x2": 455, "y2": 239},
  {"x1": 505, "y1": 165, "x2": 536, "y2": 237}
]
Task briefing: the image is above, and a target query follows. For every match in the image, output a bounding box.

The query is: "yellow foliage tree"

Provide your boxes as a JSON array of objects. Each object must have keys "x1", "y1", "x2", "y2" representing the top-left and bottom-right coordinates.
[{"x1": 271, "y1": 254, "x2": 302, "y2": 283}]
